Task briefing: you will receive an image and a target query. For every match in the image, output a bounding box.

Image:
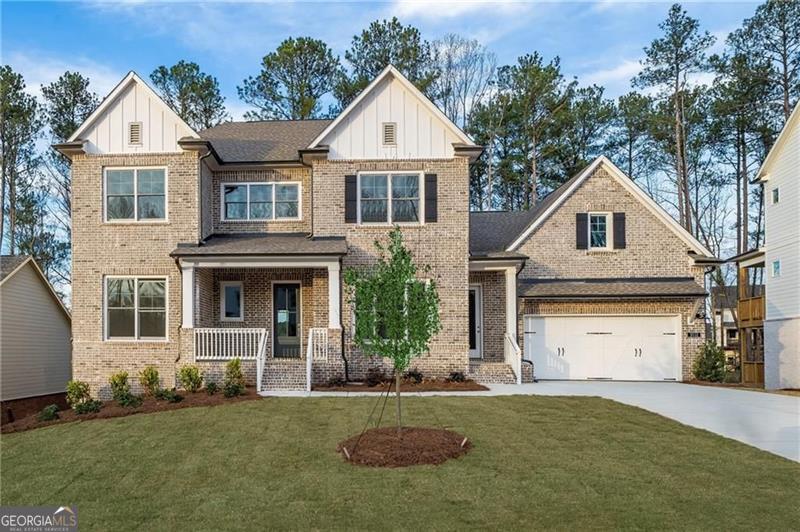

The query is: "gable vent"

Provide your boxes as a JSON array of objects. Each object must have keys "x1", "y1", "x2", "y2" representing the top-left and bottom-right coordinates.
[
  {"x1": 128, "y1": 122, "x2": 142, "y2": 145},
  {"x1": 382, "y1": 122, "x2": 397, "y2": 146}
]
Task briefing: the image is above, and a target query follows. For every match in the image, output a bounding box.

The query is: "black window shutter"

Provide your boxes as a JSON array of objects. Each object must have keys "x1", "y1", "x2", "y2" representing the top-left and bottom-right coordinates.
[
  {"x1": 344, "y1": 175, "x2": 357, "y2": 223},
  {"x1": 576, "y1": 213, "x2": 588, "y2": 249},
  {"x1": 613, "y1": 212, "x2": 626, "y2": 249},
  {"x1": 424, "y1": 173, "x2": 438, "y2": 222}
]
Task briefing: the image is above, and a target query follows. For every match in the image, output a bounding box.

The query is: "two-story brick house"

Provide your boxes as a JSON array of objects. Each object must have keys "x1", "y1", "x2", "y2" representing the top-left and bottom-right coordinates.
[{"x1": 57, "y1": 66, "x2": 717, "y2": 396}]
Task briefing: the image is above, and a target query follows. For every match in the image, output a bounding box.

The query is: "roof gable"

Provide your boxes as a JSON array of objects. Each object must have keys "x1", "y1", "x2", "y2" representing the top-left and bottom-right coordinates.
[
  {"x1": 0, "y1": 256, "x2": 70, "y2": 320},
  {"x1": 757, "y1": 101, "x2": 800, "y2": 182},
  {"x1": 66, "y1": 71, "x2": 198, "y2": 153},
  {"x1": 308, "y1": 65, "x2": 475, "y2": 159},
  {"x1": 505, "y1": 156, "x2": 715, "y2": 258}
]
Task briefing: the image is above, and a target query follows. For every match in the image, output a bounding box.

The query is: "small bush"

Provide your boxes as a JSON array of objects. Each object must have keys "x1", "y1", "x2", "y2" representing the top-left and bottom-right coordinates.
[
  {"x1": 155, "y1": 388, "x2": 184, "y2": 403},
  {"x1": 38, "y1": 404, "x2": 59, "y2": 422},
  {"x1": 138, "y1": 366, "x2": 160, "y2": 396},
  {"x1": 205, "y1": 382, "x2": 219, "y2": 395},
  {"x1": 109, "y1": 371, "x2": 131, "y2": 401},
  {"x1": 74, "y1": 399, "x2": 103, "y2": 415},
  {"x1": 118, "y1": 393, "x2": 143, "y2": 408},
  {"x1": 223, "y1": 359, "x2": 246, "y2": 397},
  {"x1": 693, "y1": 341, "x2": 726, "y2": 382},
  {"x1": 326, "y1": 376, "x2": 347, "y2": 387},
  {"x1": 178, "y1": 365, "x2": 204, "y2": 393},
  {"x1": 365, "y1": 367, "x2": 386, "y2": 387},
  {"x1": 447, "y1": 371, "x2": 466, "y2": 383},
  {"x1": 404, "y1": 368, "x2": 423, "y2": 384},
  {"x1": 66, "y1": 380, "x2": 91, "y2": 407}
]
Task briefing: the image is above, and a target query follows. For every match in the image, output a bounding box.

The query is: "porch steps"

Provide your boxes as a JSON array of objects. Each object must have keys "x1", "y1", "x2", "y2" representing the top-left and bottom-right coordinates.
[
  {"x1": 468, "y1": 361, "x2": 517, "y2": 384},
  {"x1": 262, "y1": 358, "x2": 307, "y2": 391}
]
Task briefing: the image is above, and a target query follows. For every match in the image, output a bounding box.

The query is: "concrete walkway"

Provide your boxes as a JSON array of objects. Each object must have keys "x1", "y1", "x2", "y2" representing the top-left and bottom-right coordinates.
[{"x1": 262, "y1": 382, "x2": 800, "y2": 462}]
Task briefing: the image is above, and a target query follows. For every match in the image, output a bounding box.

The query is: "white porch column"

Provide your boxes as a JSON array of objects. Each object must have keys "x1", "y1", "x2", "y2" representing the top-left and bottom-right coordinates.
[
  {"x1": 505, "y1": 266, "x2": 517, "y2": 341},
  {"x1": 327, "y1": 262, "x2": 341, "y2": 329},
  {"x1": 181, "y1": 264, "x2": 195, "y2": 329}
]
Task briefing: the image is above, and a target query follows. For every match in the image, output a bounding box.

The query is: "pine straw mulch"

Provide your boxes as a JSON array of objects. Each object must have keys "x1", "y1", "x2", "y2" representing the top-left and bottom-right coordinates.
[
  {"x1": 315, "y1": 378, "x2": 488, "y2": 393},
  {"x1": 1, "y1": 388, "x2": 262, "y2": 434},
  {"x1": 337, "y1": 427, "x2": 472, "y2": 467}
]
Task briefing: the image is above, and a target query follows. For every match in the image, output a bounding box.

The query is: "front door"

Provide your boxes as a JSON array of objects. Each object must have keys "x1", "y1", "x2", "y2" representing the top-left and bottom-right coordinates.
[
  {"x1": 469, "y1": 286, "x2": 483, "y2": 359},
  {"x1": 273, "y1": 283, "x2": 301, "y2": 358}
]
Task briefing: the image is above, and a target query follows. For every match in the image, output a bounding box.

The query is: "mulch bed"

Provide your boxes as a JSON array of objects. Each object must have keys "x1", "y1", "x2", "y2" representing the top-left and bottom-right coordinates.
[
  {"x1": 315, "y1": 378, "x2": 488, "y2": 392},
  {"x1": 0, "y1": 388, "x2": 262, "y2": 434},
  {"x1": 337, "y1": 427, "x2": 472, "y2": 467}
]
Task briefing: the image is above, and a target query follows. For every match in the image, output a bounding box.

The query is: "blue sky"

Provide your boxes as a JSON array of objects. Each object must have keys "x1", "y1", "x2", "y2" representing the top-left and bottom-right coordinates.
[{"x1": 3, "y1": 1, "x2": 759, "y2": 120}]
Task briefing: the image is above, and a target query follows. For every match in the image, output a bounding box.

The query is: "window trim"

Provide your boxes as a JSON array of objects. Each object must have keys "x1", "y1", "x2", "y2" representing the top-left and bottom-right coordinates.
[
  {"x1": 103, "y1": 166, "x2": 168, "y2": 223},
  {"x1": 219, "y1": 181, "x2": 302, "y2": 222},
  {"x1": 219, "y1": 281, "x2": 244, "y2": 322},
  {"x1": 588, "y1": 211, "x2": 613, "y2": 250},
  {"x1": 356, "y1": 171, "x2": 425, "y2": 226},
  {"x1": 771, "y1": 187, "x2": 780, "y2": 205},
  {"x1": 771, "y1": 260, "x2": 781, "y2": 277},
  {"x1": 103, "y1": 275, "x2": 169, "y2": 342}
]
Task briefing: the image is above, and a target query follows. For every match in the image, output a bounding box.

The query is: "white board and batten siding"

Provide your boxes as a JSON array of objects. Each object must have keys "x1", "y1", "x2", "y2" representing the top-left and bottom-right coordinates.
[
  {"x1": 1, "y1": 262, "x2": 71, "y2": 401},
  {"x1": 322, "y1": 75, "x2": 461, "y2": 160},
  {"x1": 81, "y1": 79, "x2": 196, "y2": 155}
]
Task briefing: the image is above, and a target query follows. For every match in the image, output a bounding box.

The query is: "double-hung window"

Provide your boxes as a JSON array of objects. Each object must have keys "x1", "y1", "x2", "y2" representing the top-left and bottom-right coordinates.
[
  {"x1": 106, "y1": 277, "x2": 167, "y2": 340},
  {"x1": 588, "y1": 213, "x2": 611, "y2": 249},
  {"x1": 222, "y1": 182, "x2": 300, "y2": 221},
  {"x1": 358, "y1": 172, "x2": 421, "y2": 224},
  {"x1": 105, "y1": 168, "x2": 166, "y2": 221}
]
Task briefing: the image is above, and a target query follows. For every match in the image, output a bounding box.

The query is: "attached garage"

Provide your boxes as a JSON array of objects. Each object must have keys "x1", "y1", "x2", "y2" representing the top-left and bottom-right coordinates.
[{"x1": 523, "y1": 315, "x2": 682, "y2": 381}]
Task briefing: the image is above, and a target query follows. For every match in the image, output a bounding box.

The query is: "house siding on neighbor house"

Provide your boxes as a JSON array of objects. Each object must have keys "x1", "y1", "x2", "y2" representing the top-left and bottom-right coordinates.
[{"x1": 1, "y1": 260, "x2": 71, "y2": 401}]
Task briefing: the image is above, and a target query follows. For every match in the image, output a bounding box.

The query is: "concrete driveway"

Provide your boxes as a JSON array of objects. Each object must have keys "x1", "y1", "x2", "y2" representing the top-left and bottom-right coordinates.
[{"x1": 488, "y1": 381, "x2": 800, "y2": 462}]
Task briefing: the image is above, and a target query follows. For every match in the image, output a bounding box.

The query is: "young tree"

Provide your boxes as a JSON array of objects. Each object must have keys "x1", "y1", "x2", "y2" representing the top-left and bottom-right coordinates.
[
  {"x1": 335, "y1": 17, "x2": 438, "y2": 108},
  {"x1": 150, "y1": 61, "x2": 228, "y2": 130},
  {"x1": 344, "y1": 228, "x2": 441, "y2": 433},
  {"x1": 634, "y1": 3, "x2": 715, "y2": 235},
  {"x1": 0, "y1": 65, "x2": 41, "y2": 254},
  {"x1": 238, "y1": 37, "x2": 341, "y2": 120}
]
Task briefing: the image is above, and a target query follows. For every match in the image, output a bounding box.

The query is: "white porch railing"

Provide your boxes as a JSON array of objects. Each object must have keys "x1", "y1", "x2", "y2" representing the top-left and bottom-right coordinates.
[
  {"x1": 504, "y1": 332, "x2": 522, "y2": 385},
  {"x1": 193, "y1": 328, "x2": 269, "y2": 391},
  {"x1": 305, "y1": 328, "x2": 329, "y2": 392}
]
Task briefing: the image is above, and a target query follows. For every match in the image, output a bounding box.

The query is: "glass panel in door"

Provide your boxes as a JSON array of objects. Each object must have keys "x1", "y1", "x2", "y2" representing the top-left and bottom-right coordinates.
[{"x1": 274, "y1": 283, "x2": 300, "y2": 358}]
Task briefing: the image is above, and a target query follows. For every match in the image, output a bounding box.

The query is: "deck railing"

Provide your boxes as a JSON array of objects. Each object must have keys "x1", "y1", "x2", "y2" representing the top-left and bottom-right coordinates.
[
  {"x1": 504, "y1": 332, "x2": 522, "y2": 385},
  {"x1": 193, "y1": 328, "x2": 269, "y2": 391},
  {"x1": 305, "y1": 328, "x2": 329, "y2": 392}
]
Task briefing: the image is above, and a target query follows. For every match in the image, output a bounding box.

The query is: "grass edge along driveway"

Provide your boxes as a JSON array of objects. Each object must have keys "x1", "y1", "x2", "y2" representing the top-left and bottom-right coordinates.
[{"x1": 2, "y1": 395, "x2": 798, "y2": 531}]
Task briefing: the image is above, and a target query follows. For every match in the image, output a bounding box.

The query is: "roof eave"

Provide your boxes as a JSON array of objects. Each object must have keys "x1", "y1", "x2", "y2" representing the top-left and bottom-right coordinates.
[{"x1": 52, "y1": 140, "x2": 86, "y2": 159}]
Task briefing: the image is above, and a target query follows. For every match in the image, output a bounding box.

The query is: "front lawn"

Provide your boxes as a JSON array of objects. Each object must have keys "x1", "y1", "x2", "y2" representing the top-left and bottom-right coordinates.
[{"x1": 1, "y1": 396, "x2": 798, "y2": 530}]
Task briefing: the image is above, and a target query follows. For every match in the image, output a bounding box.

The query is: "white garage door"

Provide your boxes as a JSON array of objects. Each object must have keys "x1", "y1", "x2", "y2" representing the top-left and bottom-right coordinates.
[{"x1": 523, "y1": 315, "x2": 681, "y2": 381}]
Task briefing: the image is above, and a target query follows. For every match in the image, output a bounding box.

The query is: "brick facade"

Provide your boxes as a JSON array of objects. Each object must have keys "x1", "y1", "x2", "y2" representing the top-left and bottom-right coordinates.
[{"x1": 468, "y1": 271, "x2": 505, "y2": 362}]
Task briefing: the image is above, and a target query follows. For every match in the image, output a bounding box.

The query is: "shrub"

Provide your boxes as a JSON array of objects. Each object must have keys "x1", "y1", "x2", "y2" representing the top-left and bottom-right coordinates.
[
  {"x1": 138, "y1": 366, "x2": 160, "y2": 396},
  {"x1": 447, "y1": 371, "x2": 466, "y2": 383},
  {"x1": 66, "y1": 380, "x2": 91, "y2": 407},
  {"x1": 74, "y1": 400, "x2": 102, "y2": 415},
  {"x1": 223, "y1": 359, "x2": 246, "y2": 397},
  {"x1": 365, "y1": 367, "x2": 386, "y2": 387},
  {"x1": 178, "y1": 365, "x2": 204, "y2": 393},
  {"x1": 155, "y1": 388, "x2": 184, "y2": 403},
  {"x1": 109, "y1": 371, "x2": 131, "y2": 401},
  {"x1": 693, "y1": 341, "x2": 726, "y2": 382},
  {"x1": 118, "y1": 393, "x2": 143, "y2": 408},
  {"x1": 38, "y1": 404, "x2": 59, "y2": 422},
  {"x1": 205, "y1": 382, "x2": 219, "y2": 395},
  {"x1": 404, "y1": 368, "x2": 423, "y2": 384},
  {"x1": 326, "y1": 376, "x2": 347, "y2": 387}
]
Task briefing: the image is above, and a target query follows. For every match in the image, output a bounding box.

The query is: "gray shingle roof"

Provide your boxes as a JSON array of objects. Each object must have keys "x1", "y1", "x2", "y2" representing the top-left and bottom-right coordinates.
[
  {"x1": 171, "y1": 233, "x2": 347, "y2": 257},
  {"x1": 0, "y1": 255, "x2": 30, "y2": 282},
  {"x1": 518, "y1": 277, "x2": 707, "y2": 299},
  {"x1": 199, "y1": 120, "x2": 332, "y2": 163}
]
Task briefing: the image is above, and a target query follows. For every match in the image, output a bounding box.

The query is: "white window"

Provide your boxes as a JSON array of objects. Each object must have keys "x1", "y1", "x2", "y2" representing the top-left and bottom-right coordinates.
[
  {"x1": 220, "y1": 281, "x2": 244, "y2": 321},
  {"x1": 221, "y1": 182, "x2": 300, "y2": 221},
  {"x1": 104, "y1": 168, "x2": 166, "y2": 221},
  {"x1": 358, "y1": 172, "x2": 422, "y2": 224},
  {"x1": 772, "y1": 187, "x2": 780, "y2": 204},
  {"x1": 105, "y1": 277, "x2": 167, "y2": 340},
  {"x1": 588, "y1": 213, "x2": 611, "y2": 249},
  {"x1": 772, "y1": 260, "x2": 781, "y2": 277}
]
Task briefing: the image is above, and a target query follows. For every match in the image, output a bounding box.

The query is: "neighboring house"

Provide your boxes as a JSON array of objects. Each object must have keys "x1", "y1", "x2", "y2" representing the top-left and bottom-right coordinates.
[
  {"x1": 0, "y1": 256, "x2": 72, "y2": 416},
  {"x1": 753, "y1": 103, "x2": 800, "y2": 390},
  {"x1": 710, "y1": 285, "x2": 741, "y2": 358},
  {"x1": 56, "y1": 66, "x2": 717, "y2": 396}
]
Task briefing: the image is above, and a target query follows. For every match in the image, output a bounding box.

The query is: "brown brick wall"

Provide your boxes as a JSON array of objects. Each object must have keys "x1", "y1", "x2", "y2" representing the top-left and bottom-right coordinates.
[{"x1": 469, "y1": 271, "x2": 505, "y2": 361}]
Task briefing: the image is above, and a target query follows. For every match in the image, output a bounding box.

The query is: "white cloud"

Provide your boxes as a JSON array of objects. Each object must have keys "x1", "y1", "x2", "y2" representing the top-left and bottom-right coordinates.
[
  {"x1": 392, "y1": 0, "x2": 530, "y2": 20},
  {"x1": 582, "y1": 59, "x2": 641, "y2": 96},
  {"x1": 6, "y1": 50, "x2": 123, "y2": 98}
]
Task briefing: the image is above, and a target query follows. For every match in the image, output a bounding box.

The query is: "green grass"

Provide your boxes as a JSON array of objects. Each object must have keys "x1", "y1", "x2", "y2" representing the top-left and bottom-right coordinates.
[{"x1": 1, "y1": 396, "x2": 798, "y2": 531}]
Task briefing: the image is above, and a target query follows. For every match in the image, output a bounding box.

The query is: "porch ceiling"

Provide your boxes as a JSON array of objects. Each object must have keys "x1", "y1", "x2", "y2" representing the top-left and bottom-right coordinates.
[{"x1": 171, "y1": 233, "x2": 347, "y2": 257}]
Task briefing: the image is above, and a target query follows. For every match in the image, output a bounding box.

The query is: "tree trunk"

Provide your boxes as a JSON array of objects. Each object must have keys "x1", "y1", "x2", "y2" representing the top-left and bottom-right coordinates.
[
  {"x1": 530, "y1": 132, "x2": 538, "y2": 207},
  {"x1": 8, "y1": 170, "x2": 16, "y2": 254},
  {"x1": 736, "y1": 130, "x2": 743, "y2": 254},
  {"x1": 486, "y1": 133, "x2": 494, "y2": 211},
  {"x1": 395, "y1": 372, "x2": 402, "y2": 435},
  {"x1": 0, "y1": 167, "x2": 5, "y2": 253},
  {"x1": 742, "y1": 143, "x2": 749, "y2": 250},
  {"x1": 673, "y1": 88, "x2": 686, "y2": 229}
]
